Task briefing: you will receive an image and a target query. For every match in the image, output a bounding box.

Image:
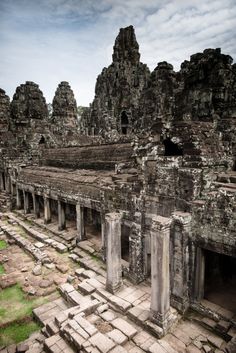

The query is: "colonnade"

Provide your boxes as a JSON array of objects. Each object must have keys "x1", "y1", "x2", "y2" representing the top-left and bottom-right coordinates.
[{"x1": 14, "y1": 186, "x2": 191, "y2": 334}]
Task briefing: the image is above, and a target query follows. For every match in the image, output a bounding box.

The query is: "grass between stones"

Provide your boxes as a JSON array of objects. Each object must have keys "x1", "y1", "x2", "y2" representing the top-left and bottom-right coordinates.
[
  {"x1": 0, "y1": 319, "x2": 41, "y2": 347},
  {"x1": 0, "y1": 284, "x2": 47, "y2": 326},
  {"x1": 0, "y1": 284, "x2": 46, "y2": 345},
  {"x1": 0, "y1": 239, "x2": 7, "y2": 250},
  {"x1": 0, "y1": 264, "x2": 5, "y2": 275}
]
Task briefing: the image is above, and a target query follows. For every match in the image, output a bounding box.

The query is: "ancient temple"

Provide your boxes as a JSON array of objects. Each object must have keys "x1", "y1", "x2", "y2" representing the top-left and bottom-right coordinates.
[{"x1": 0, "y1": 25, "x2": 235, "y2": 353}]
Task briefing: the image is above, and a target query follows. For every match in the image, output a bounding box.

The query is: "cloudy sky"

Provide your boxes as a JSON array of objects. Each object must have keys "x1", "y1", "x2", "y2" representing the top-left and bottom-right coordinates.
[{"x1": 1, "y1": 0, "x2": 236, "y2": 106}]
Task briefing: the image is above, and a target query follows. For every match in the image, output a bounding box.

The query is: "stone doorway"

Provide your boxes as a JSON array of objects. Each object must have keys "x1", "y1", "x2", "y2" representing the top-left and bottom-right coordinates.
[
  {"x1": 120, "y1": 111, "x2": 129, "y2": 135},
  {"x1": 204, "y1": 250, "x2": 236, "y2": 313},
  {"x1": 84, "y1": 208, "x2": 102, "y2": 251},
  {"x1": 50, "y1": 199, "x2": 58, "y2": 223},
  {"x1": 163, "y1": 138, "x2": 183, "y2": 156},
  {"x1": 121, "y1": 224, "x2": 130, "y2": 263},
  {"x1": 35, "y1": 194, "x2": 44, "y2": 218},
  {"x1": 27, "y1": 192, "x2": 34, "y2": 213},
  {"x1": 65, "y1": 203, "x2": 77, "y2": 230}
]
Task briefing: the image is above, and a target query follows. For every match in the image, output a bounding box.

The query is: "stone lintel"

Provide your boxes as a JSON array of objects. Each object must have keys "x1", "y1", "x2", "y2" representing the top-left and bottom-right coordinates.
[
  {"x1": 151, "y1": 215, "x2": 171, "y2": 231},
  {"x1": 172, "y1": 211, "x2": 192, "y2": 226},
  {"x1": 105, "y1": 212, "x2": 123, "y2": 222}
]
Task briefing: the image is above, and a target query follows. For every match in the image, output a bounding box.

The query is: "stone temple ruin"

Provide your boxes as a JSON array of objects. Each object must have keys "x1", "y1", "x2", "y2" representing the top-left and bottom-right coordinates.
[{"x1": 0, "y1": 25, "x2": 236, "y2": 353}]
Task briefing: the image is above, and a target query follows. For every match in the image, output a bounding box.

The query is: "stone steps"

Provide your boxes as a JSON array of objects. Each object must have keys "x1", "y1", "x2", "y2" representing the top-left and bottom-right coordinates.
[
  {"x1": 0, "y1": 221, "x2": 51, "y2": 263},
  {"x1": 189, "y1": 306, "x2": 235, "y2": 342},
  {"x1": 6, "y1": 213, "x2": 68, "y2": 254},
  {"x1": 13, "y1": 210, "x2": 72, "y2": 247},
  {"x1": 217, "y1": 172, "x2": 236, "y2": 184},
  {"x1": 44, "y1": 334, "x2": 74, "y2": 353}
]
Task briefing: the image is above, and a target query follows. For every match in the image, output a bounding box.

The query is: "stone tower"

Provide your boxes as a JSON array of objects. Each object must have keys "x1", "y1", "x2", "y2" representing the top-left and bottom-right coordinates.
[
  {"x1": 79, "y1": 25, "x2": 150, "y2": 138},
  {"x1": 10, "y1": 81, "x2": 48, "y2": 129},
  {"x1": 52, "y1": 81, "x2": 78, "y2": 128},
  {"x1": 0, "y1": 88, "x2": 10, "y2": 132}
]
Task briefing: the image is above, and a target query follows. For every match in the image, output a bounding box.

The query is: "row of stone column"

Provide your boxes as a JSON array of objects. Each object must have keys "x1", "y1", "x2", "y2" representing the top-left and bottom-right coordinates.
[
  {"x1": 16, "y1": 189, "x2": 87, "y2": 238},
  {"x1": 16, "y1": 188, "x2": 192, "y2": 333}
]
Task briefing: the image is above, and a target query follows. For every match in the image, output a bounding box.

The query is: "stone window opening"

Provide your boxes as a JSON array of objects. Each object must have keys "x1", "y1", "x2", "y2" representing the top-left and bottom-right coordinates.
[
  {"x1": 163, "y1": 138, "x2": 183, "y2": 156},
  {"x1": 39, "y1": 135, "x2": 46, "y2": 144},
  {"x1": 204, "y1": 249, "x2": 236, "y2": 313},
  {"x1": 120, "y1": 111, "x2": 129, "y2": 135}
]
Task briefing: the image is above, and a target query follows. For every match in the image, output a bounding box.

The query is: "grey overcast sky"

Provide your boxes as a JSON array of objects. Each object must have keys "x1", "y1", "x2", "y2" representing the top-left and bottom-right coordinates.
[{"x1": 0, "y1": 0, "x2": 236, "y2": 106}]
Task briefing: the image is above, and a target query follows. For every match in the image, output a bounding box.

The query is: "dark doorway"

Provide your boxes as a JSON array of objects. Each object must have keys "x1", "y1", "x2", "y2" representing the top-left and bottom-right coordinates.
[
  {"x1": 27, "y1": 192, "x2": 34, "y2": 213},
  {"x1": 18, "y1": 189, "x2": 24, "y2": 209},
  {"x1": 121, "y1": 111, "x2": 129, "y2": 135},
  {"x1": 50, "y1": 199, "x2": 58, "y2": 222},
  {"x1": 66, "y1": 203, "x2": 77, "y2": 230},
  {"x1": 121, "y1": 224, "x2": 130, "y2": 262},
  {"x1": 39, "y1": 135, "x2": 46, "y2": 144},
  {"x1": 204, "y1": 250, "x2": 236, "y2": 313},
  {"x1": 38, "y1": 195, "x2": 44, "y2": 217},
  {"x1": 84, "y1": 208, "x2": 102, "y2": 251},
  {"x1": 164, "y1": 138, "x2": 183, "y2": 156}
]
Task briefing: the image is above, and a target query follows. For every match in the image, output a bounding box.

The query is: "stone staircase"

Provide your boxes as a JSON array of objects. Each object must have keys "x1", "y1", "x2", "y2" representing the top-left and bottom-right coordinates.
[
  {"x1": 213, "y1": 171, "x2": 236, "y2": 192},
  {"x1": 14, "y1": 209, "x2": 77, "y2": 248},
  {"x1": 33, "y1": 281, "x2": 178, "y2": 353}
]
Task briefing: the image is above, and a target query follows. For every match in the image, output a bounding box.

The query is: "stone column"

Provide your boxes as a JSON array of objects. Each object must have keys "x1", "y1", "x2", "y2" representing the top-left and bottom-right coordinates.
[
  {"x1": 23, "y1": 191, "x2": 31, "y2": 214},
  {"x1": 76, "y1": 204, "x2": 85, "y2": 241},
  {"x1": 150, "y1": 215, "x2": 172, "y2": 331},
  {"x1": 128, "y1": 213, "x2": 145, "y2": 283},
  {"x1": 194, "y1": 247, "x2": 205, "y2": 302},
  {"x1": 58, "y1": 200, "x2": 66, "y2": 231},
  {"x1": 16, "y1": 188, "x2": 22, "y2": 209},
  {"x1": 33, "y1": 194, "x2": 40, "y2": 218},
  {"x1": 171, "y1": 212, "x2": 191, "y2": 313},
  {"x1": 5, "y1": 175, "x2": 11, "y2": 193},
  {"x1": 44, "y1": 197, "x2": 51, "y2": 224},
  {"x1": 105, "y1": 212, "x2": 123, "y2": 293}
]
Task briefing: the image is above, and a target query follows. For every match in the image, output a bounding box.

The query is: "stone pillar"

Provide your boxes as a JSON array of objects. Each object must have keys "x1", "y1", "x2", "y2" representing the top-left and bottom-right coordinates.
[
  {"x1": 33, "y1": 194, "x2": 40, "y2": 218},
  {"x1": 128, "y1": 212, "x2": 145, "y2": 283},
  {"x1": 5, "y1": 175, "x2": 11, "y2": 193},
  {"x1": 16, "y1": 188, "x2": 22, "y2": 209},
  {"x1": 171, "y1": 212, "x2": 191, "y2": 313},
  {"x1": 150, "y1": 215, "x2": 172, "y2": 331},
  {"x1": 105, "y1": 212, "x2": 123, "y2": 293},
  {"x1": 23, "y1": 191, "x2": 31, "y2": 214},
  {"x1": 44, "y1": 197, "x2": 51, "y2": 224},
  {"x1": 194, "y1": 247, "x2": 205, "y2": 302},
  {"x1": 76, "y1": 204, "x2": 85, "y2": 241},
  {"x1": 58, "y1": 200, "x2": 66, "y2": 231}
]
